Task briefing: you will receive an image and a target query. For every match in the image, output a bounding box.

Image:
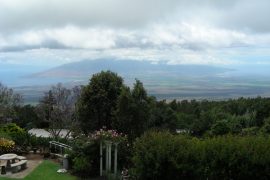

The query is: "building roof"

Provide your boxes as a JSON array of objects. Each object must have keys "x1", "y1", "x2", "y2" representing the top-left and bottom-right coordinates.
[{"x1": 28, "y1": 128, "x2": 71, "y2": 138}]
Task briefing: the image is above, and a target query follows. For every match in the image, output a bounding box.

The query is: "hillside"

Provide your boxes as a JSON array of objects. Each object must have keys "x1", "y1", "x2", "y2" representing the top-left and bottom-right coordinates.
[{"x1": 30, "y1": 59, "x2": 231, "y2": 79}]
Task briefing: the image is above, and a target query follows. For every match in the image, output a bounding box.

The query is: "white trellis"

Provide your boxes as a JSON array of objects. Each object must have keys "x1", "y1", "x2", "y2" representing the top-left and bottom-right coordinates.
[{"x1": 100, "y1": 140, "x2": 119, "y2": 177}]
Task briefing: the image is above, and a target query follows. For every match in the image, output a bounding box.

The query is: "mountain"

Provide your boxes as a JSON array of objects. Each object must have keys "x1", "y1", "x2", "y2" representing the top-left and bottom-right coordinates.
[
  {"x1": 9, "y1": 59, "x2": 270, "y2": 104},
  {"x1": 30, "y1": 59, "x2": 231, "y2": 78}
]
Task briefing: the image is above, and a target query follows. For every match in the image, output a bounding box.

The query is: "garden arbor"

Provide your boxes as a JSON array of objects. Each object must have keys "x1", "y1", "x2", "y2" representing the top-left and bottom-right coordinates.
[
  {"x1": 99, "y1": 141, "x2": 119, "y2": 176},
  {"x1": 91, "y1": 128, "x2": 126, "y2": 177}
]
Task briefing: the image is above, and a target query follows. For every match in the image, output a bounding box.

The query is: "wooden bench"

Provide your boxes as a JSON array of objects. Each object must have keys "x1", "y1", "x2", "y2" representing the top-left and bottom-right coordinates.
[{"x1": 11, "y1": 160, "x2": 27, "y2": 173}]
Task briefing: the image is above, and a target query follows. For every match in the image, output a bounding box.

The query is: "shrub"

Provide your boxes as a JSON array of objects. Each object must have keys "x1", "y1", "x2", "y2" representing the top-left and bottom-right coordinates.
[
  {"x1": 132, "y1": 131, "x2": 270, "y2": 180},
  {"x1": 132, "y1": 130, "x2": 198, "y2": 179},
  {"x1": 73, "y1": 156, "x2": 92, "y2": 173},
  {"x1": 0, "y1": 123, "x2": 27, "y2": 146},
  {"x1": 68, "y1": 137, "x2": 99, "y2": 177},
  {"x1": 0, "y1": 138, "x2": 15, "y2": 153},
  {"x1": 0, "y1": 123, "x2": 24, "y2": 134}
]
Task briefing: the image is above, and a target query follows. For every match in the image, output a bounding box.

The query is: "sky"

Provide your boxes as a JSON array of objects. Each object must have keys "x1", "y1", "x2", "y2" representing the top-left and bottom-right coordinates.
[{"x1": 1, "y1": 0, "x2": 270, "y2": 67}]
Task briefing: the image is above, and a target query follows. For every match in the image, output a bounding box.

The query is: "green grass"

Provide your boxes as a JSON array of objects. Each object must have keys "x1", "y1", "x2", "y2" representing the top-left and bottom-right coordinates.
[{"x1": 0, "y1": 160, "x2": 77, "y2": 180}]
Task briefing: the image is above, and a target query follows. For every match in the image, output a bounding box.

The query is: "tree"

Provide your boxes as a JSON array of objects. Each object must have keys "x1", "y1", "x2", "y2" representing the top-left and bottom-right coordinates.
[
  {"x1": 36, "y1": 83, "x2": 81, "y2": 139},
  {"x1": 0, "y1": 83, "x2": 22, "y2": 123},
  {"x1": 14, "y1": 105, "x2": 39, "y2": 129},
  {"x1": 260, "y1": 117, "x2": 270, "y2": 134},
  {"x1": 149, "y1": 100, "x2": 177, "y2": 131},
  {"x1": 210, "y1": 120, "x2": 230, "y2": 136},
  {"x1": 77, "y1": 71, "x2": 123, "y2": 133},
  {"x1": 114, "y1": 80, "x2": 151, "y2": 140}
]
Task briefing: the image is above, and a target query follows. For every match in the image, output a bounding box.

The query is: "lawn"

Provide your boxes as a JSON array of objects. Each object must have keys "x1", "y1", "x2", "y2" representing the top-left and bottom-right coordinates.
[{"x1": 0, "y1": 160, "x2": 77, "y2": 180}]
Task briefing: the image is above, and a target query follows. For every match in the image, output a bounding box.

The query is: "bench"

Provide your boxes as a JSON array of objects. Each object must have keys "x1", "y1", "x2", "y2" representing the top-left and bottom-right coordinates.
[
  {"x1": 16, "y1": 156, "x2": 26, "y2": 161},
  {"x1": 11, "y1": 160, "x2": 27, "y2": 173}
]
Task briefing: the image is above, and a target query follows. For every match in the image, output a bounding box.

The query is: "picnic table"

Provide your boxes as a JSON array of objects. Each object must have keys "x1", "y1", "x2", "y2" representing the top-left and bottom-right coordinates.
[
  {"x1": 0, "y1": 153, "x2": 18, "y2": 168},
  {"x1": 0, "y1": 154, "x2": 27, "y2": 174}
]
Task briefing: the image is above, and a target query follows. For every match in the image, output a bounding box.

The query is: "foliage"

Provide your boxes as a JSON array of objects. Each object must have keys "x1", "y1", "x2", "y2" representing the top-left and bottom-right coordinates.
[
  {"x1": 148, "y1": 100, "x2": 177, "y2": 131},
  {"x1": 114, "y1": 80, "x2": 152, "y2": 141},
  {"x1": 0, "y1": 131, "x2": 12, "y2": 140},
  {"x1": 132, "y1": 130, "x2": 197, "y2": 179},
  {"x1": 132, "y1": 131, "x2": 270, "y2": 180},
  {"x1": 241, "y1": 127, "x2": 260, "y2": 136},
  {"x1": 0, "y1": 138, "x2": 15, "y2": 153},
  {"x1": 28, "y1": 134, "x2": 52, "y2": 148},
  {"x1": 260, "y1": 117, "x2": 270, "y2": 134},
  {"x1": 68, "y1": 137, "x2": 99, "y2": 177},
  {"x1": 0, "y1": 123, "x2": 24, "y2": 134},
  {"x1": 0, "y1": 123, "x2": 28, "y2": 146},
  {"x1": 0, "y1": 123, "x2": 55, "y2": 151},
  {"x1": 210, "y1": 120, "x2": 230, "y2": 135},
  {"x1": 168, "y1": 97, "x2": 270, "y2": 136},
  {"x1": 14, "y1": 104, "x2": 39, "y2": 129},
  {"x1": 77, "y1": 71, "x2": 123, "y2": 133},
  {"x1": 72, "y1": 156, "x2": 92, "y2": 174}
]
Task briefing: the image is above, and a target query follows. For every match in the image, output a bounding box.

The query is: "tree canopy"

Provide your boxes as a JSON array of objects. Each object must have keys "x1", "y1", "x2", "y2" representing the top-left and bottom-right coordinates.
[{"x1": 77, "y1": 71, "x2": 123, "y2": 133}]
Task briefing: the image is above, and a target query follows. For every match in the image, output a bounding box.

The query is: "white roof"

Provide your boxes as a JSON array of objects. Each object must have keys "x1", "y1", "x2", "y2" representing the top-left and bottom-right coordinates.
[
  {"x1": 28, "y1": 128, "x2": 51, "y2": 138},
  {"x1": 28, "y1": 129, "x2": 71, "y2": 138}
]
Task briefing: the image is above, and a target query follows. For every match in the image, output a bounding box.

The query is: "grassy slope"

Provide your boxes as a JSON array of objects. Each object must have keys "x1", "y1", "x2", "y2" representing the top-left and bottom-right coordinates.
[{"x1": 0, "y1": 160, "x2": 77, "y2": 180}]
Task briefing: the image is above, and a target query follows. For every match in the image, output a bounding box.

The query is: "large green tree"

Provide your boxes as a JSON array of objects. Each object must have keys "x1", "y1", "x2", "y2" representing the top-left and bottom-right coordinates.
[
  {"x1": 77, "y1": 71, "x2": 123, "y2": 133},
  {"x1": 114, "y1": 80, "x2": 151, "y2": 140}
]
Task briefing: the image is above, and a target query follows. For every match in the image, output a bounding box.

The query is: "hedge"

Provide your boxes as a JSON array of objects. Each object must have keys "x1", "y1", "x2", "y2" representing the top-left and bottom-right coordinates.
[{"x1": 132, "y1": 131, "x2": 270, "y2": 179}]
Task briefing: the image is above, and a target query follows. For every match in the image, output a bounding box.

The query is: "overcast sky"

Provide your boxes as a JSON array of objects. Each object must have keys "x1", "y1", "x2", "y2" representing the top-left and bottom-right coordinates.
[{"x1": 1, "y1": 0, "x2": 270, "y2": 67}]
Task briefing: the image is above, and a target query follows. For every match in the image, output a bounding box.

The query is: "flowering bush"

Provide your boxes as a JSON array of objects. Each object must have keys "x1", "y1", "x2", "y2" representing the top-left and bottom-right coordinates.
[
  {"x1": 91, "y1": 127, "x2": 127, "y2": 142},
  {"x1": 0, "y1": 138, "x2": 15, "y2": 153}
]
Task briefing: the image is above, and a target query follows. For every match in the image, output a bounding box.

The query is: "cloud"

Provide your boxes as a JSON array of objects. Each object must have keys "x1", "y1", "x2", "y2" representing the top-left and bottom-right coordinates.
[
  {"x1": 0, "y1": 0, "x2": 182, "y2": 32},
  {"x1": 1, "y1": 0, "x2": 270, "y2": 66},
  {"x1": 0, "y1": 23, "x2": 259, "y2": 51},
  {"x1": 219, "y1": 0, "x2": 270, "y2": 33},
  {"x1": 1, "y1": 0, "x2": 270, "y2": 33}
]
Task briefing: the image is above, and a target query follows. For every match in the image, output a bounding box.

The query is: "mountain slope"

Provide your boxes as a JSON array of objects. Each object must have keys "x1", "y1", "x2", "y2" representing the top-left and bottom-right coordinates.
[
  {"x1": 15, "y1": 59, "x2": 270, "y2": 103},
  {"x1": 30, "y1": 59, "x2": 231, "y2": 78}
]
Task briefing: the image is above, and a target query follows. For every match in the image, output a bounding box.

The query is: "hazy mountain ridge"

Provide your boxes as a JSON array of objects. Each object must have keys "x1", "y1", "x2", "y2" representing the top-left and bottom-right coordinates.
[
  {"x1": 2, "y1": 59, "x2": 270, "y2": 104},
  {"x1": 30, "y1": 59, "x2": 232, "y2": 78}
]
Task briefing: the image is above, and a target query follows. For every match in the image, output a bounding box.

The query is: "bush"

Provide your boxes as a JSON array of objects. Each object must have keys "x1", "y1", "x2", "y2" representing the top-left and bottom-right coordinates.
[
  {"x1": 132, "y1": 130, "x2": 198, "y2": 179},
  {"x1": 0, "y1": 138, "x2": 15, "y2": 153},
  {"x1": 68, "y1": 137, "x2": 99, "y2": 177},
  {"x1": 73, "y1": 156, "x2": 92, "y2": 173},
  {"x1": 0, "y1": 123, "x2": 27, "y2": 146},
  {"x1": 132, "y1": 131, "x2": 270, "y2": 180},
  {"x1": 0, "y1": 123, "x2": 24, "y2": 134}
]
